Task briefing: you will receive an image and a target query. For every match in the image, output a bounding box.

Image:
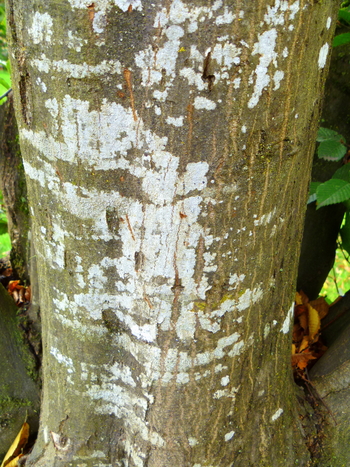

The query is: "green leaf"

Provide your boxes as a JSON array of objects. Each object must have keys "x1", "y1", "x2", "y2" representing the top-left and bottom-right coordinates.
[
  {"x1": 307, "y1": 181, "x2": 320, "y2": 204},
  {"x1": 0, "y1": 220, "x2": 7, "y2": 235},
  {"x1": 316, "y1": 179, "x2": 350, "y2": 209},
  {"x1": 0, "y1": 232, "x2": 10, "y2": 257},
  {"x1": 317, "y1": 140, "x2": 347, "y2": 161},
  {"x1": 0, "y1": 211, "x2": 7, "y2": 224},
  {"x1": 0, "y1": 77, "x2": 9, "y2": 90},
  {"x1": 332, "y1": 165, "x2": 350, "y2": 182},
  {"x1": 333, "y1": 32, "x2": 350, "y2": 47},
  {"x1": 0, "y1": 69, "x2": 11, "y2": 87},
  {"x1": 339, "y1": 7, "x2": 350, "y2": 24},
  {"x1": 316, "y1": 127, "x2": 342, "y2": 142},
  {"x1": 340, "y1": 212, "x2": 350, "y2": 256}
]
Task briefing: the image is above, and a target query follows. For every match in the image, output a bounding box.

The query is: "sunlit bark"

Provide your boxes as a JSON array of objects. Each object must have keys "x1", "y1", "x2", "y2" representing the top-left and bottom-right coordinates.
[{"x1": 7, "y1": 0, "x2": 338, "y2": 465}]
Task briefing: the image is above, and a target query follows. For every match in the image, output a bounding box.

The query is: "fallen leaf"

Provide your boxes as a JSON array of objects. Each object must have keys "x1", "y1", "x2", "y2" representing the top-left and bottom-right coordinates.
[
  {"x1": 4, "y1": 455, "x2": 23, "y2": 467},
  {"x1": 307, "y1": 303, "x2": 321, "y2": 340},
  {"x1": 295, "y1": 292, "x2": 303, "y2": 306},
  {"x1": 309, "y1": 296, "x2": 329, "y2": 320},
  {"x1": 291, "y1": 352, "x2": 317, "y2": 370},
  {"x1": 298, "y1": 312, "x2": 308, "y2": 331},
  {"x1": 299, "y1": 336, "x2": 310, "y2": 353},
  {"x1": 7, "y1": 280, "x2": 20, "y2": 293},
  {"x1": 293, "y1": 323, "x2": 303, "y2": 343},
  {"x1": 0, "y1": 422, "x2": 29, "y2": 467},
  {"x1": 294, "y1": 304, "x2": 308, "y2": 317},
  {"x1": 299, "y1": 290, "x2": 309, "y2": 305}
]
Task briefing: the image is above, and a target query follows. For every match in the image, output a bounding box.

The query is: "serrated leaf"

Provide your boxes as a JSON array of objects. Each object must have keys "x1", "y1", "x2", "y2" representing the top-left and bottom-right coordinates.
[
  {"x1": 316, "y1": 179, "x2": 350, "y2": 208},
  {"x1": 317, "y1": 140, "x2": 347, "y2": 161},
  {"x1": 332, "y1": 165, "x2": 350, "y2": 182},
  {"x1": 316, "y1": 127, "x2": 341, "y2": 142},
  {"x1": 340, "y1": 212, "x2": 350, "y2": 256},
  {"x1": 333, "y1": 32, "x2": 350, "y2": 47}
]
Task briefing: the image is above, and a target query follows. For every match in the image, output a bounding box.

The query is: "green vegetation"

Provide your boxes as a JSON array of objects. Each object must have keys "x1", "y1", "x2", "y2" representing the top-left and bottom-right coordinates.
[
  {"x1": 0, "y1": 2, "x2": 10, "y2": 104},
  {"x1": 321, "y1": 246, "x2": 350, "y2": 303},
  {"x1": 0, "y1": 192, "x2": 10, "y2": 257},
  {"x1": 0, "y1": 3, "x2": 10, "y2": 256},
  {"x1": 310, "y1": 2, "x2": 350, "y2": 302},
  {"x1": 333, "y1": 1, "x2": 350, "y2": 47}
]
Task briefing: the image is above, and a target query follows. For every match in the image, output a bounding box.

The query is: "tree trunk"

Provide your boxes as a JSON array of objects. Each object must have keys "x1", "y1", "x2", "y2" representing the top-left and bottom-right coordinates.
[
  {"x1": 6, "y1": 0, "x2": 338, "y2": 465},
  {"x1": 0, "y1": 93, "x2": 30, "y2": 282},
  {"x1": 0, "y1": 283, "x2": 40, "y2": 459}
]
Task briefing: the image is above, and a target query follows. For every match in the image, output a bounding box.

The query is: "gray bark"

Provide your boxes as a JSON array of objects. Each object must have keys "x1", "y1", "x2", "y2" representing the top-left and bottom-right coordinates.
[{"x1": 6, "y1": 0, "x2": 339, "y2": 466}]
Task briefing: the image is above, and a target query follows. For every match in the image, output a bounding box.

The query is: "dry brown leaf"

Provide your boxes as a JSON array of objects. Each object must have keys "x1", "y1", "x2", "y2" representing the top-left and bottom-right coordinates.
[
  {"x1": 295, "y1": 304, "x2": 308, "y2": 317},
  {"x1": 293, "y1": 323, "x2": 303, "y2": 343},
  {"x1": 0, "y1": 422, "x2": 29, "y2": 467},
  {"x1": 309, "y1": 296, "x2": 329, "y2": 320},
  {"x1": 298, "y1": 312, "x2": 308, "y2": 331},
  {"x1": 7, "y1": 280, "x2": 20, "y2": 294},
  {"x1": 307, "y1": 303, "x2": 321, "y2": 339},
  {"x1": 4, "y1": 455, "x2": 23, "y2": 467},
  {"x1": 299, "y1": 290, "x2": 309, "y2": 305},
  {"x1": 295, "y1": 292, "x2": 303, "y2": 306},
  {"x1": 299, "y1": 336, "x2": 310, "y2": 353},
  {"x1": 291, "y1": 352, "x2": 317, "y2": 370}
]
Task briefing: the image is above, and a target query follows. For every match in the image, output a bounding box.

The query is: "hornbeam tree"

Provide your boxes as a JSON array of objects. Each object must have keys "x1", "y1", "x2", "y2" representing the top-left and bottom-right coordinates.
[{"x1": 5, "y1": 0, "x2": 338, "y2": 466}]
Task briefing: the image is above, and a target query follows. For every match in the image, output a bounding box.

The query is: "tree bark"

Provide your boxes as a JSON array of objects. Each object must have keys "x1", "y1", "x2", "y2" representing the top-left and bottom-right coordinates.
[
  {"x1": 0, "y1": 93, "x2": 30, "y2": 282},
  {"x1": 0, "y1": 283, "x2": 40, "y2": 459},
  {"x1": 6, "y1": 0, "x2": 338, "y2": 466}
]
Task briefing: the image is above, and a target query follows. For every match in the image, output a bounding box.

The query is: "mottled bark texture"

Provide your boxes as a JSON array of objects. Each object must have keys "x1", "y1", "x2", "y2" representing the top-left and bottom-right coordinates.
[{"x1": 6, "y1": 1, "x2": 338, "y2": 466}]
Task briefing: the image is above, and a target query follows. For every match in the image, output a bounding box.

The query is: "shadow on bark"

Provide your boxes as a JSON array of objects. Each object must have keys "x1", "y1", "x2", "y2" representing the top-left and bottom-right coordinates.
[{"x1": 0, "y1": 95, "x2": 40, "y2": 459}]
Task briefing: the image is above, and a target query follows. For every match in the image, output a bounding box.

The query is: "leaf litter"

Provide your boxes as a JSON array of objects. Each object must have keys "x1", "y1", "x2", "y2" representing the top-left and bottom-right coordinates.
[{"x1": 292, "y1": 292, "x2": 329, "y2": 375}]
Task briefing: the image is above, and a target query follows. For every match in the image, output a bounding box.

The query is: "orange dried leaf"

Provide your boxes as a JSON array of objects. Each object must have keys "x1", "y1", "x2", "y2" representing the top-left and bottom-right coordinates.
[
  {"x1": 299, "y1": 336, "x2": 310, "y2": 353},
  {"x1": 7, "y1": 281, "x2": 20, "y2": 293},
  {"x1": 307, "y1": 303, "x2": 321, "y2": 339},
  {"x1": 0, "y1": 422, "x2": 29, "y2": 467},
  {"x1": 292, "y1": 352, "x2": 316, "y2": 370},
  {"x1": 292, "y1": 343, "x2": 296, "y2": 355}
]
